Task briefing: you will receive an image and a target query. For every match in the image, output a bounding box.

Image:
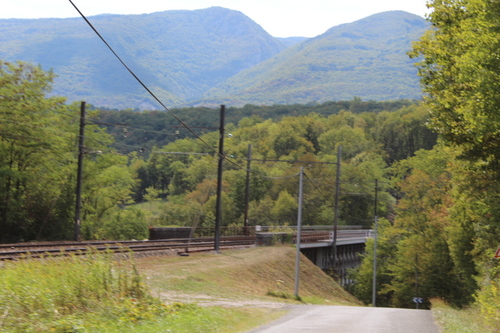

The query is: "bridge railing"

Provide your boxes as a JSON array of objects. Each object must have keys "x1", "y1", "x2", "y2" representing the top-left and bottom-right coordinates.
[
  {"x1": 337, "y1": 229, "x2": 373, "y2": 239},
  {"x1": 254, "y1": 226, "x2": 373, "y2": 245},
  {"x1": 255, "y1": 225, "x2": 366, "y2": 232},
  {"x1": 150, "y1": 225, "x2": 374, "y2": 242}
]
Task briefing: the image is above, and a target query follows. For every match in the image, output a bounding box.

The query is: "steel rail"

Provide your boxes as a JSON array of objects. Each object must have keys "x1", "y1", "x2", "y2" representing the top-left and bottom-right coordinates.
[
  {"x1": 0, "y1": 236, "x2": 255, "y2": 261},
  {"x1": 0, "y1": 236, "x2": 254, "y2": 250}
]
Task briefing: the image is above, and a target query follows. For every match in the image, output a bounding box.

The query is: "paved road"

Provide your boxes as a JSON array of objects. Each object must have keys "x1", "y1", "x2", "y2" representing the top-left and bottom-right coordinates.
[{"x1": 249, "y1": 305, "x2": 441, "y2": 333}]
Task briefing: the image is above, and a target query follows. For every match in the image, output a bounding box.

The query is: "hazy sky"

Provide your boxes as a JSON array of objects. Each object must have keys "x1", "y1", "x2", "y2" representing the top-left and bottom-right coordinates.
[{"x1": 3, "y1": 0, "x2": 430, "y2": 37}]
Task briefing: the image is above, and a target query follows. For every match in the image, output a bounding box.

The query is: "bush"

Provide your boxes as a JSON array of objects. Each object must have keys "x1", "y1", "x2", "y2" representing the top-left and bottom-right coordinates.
[
  {"x1": 100, "y1": 208, "x2": 150, "y2": 240},
  {"x1": 474, "y1": 265, "x2": 500, "y2": 330}
]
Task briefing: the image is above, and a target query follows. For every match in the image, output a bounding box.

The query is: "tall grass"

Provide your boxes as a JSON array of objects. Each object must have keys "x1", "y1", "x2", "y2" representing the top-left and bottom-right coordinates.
[
  {"x1": 431, "y1": 298, "x2": 497, "y2": 333},
  {"x1": 0, "y1": 249, "x2": 288, "y2": 332},
  {"x1": 0, "y1": 250, "x2": 173, "y2": 332},
  {"x1": 474, "y1": 268, "x2": 500, "y2": 331}
]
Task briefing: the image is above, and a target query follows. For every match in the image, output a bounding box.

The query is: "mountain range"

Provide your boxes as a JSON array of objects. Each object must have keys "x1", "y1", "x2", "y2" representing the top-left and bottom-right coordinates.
[{"x1": 0, "y1": 8, "x2": 428, "y2": 109}]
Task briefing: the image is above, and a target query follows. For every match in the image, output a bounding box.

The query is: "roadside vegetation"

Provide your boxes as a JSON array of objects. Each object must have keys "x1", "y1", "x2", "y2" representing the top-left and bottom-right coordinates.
[
  {"x1": 0, "y1": 251, "x2": 173, "y2": 332},
  {"x1": 348, "y1": 1, "x2": 500, "y2": 325},
  {"x1": 0, "y1": 246, "x2": 359, "y2": 332},
  {"x1": 431, "y1": 298, "x2": 498, "y2": 333}
]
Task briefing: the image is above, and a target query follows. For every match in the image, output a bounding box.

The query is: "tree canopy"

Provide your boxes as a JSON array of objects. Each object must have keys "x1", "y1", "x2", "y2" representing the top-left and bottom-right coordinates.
[
  {"x1": 0, "y1": 61, "x2": 139, "y2": 242},
  {"x1": 348, "y1": 0, "x2": 500, "y2": 316},
  {"x1": 410, "y1": 0, "x2": 500, "y2": 166}
]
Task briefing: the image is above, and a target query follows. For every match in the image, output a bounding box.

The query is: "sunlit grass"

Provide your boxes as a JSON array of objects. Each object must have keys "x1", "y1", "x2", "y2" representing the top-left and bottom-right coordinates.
[
  {"x1": 138, "y1": 246, "x2": 360, "y2": 306},
  {"x1": 431, "y1": 298, "x2": 497, "y2": 333},
  {"x1": 0, "y1": 246, "x2": 361, "y2": 332},
  {"x1": 0, "y1": 251, "x2": 183, "y2": 332},
  {"x1": 0, "y1": 249, "x2": 288, "y2": 332}
]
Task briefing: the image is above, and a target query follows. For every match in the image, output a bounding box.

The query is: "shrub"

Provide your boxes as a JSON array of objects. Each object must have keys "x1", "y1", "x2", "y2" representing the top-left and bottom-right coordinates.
[{"x1": 474, "y1": 265, "x2": 500, "y2": 330}]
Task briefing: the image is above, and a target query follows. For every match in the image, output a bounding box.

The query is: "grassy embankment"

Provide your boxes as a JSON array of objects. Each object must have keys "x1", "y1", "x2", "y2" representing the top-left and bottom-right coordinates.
[
  {"x1": 0, "y1": 246, "x2": 358, "y2": 332},
  {"x1": 137, "y1": 246, "x2": 359, "y2": 305}
]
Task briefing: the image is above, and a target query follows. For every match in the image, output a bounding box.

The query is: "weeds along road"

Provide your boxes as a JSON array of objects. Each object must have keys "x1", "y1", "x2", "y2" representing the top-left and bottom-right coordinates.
[{"x1": 249, "y1": 305, "x2": 441, "y2": 333}]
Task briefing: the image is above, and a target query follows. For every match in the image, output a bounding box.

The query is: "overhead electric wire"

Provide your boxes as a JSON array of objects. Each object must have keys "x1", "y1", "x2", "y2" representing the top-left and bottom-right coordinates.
[
  {"x1": 61, "y1": 5, "x2": 307, "y2": 183},
  {"x1": 219, "y1": 152, "x2": 305, "y2": 179},
  {"x1": 0, "y1": 117, "x2": 71, "y2": 131},
  {"x1": 68, "y1": 0, "x2": 218, "y2": 156},
  {"x1": 90, "y1": 120, "x2": 181, "y2": 136},
  {"x1": 153, "y1": 151, "x2": 211, "y2": 156},
  {"x1": 303, "y1": 172, "x2": 333, "y2": 204},
  {"x1": 350, "y1": 216, "x2": 377, "y2": 222},
  {"x1": 0, "y1": 127, "x2": 74, "y2": 144},
  {"x1": 263, "y1": 172, "x2": 301, "y2": 180}
]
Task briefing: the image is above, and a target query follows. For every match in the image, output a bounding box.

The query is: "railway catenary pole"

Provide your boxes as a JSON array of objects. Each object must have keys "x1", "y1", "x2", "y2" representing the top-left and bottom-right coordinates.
[
  {"x1": 214, "y1": 105, "x2": 225, "y2": 252},
  {"x1": 332, "y1": 145, "x2": 342, "y2": 269},
  {"x1": 372, "y1": 179, "x2": 379, "y2": 307},
  {"x1": 294, "y1": 166, "x2": 305, "y2": 298},
  {"x1": 243, "y1": 144, "x2": 252, "y2": 235},
  {"x1": 74, "y1": 101, "x2": 86, "y2": 241}
]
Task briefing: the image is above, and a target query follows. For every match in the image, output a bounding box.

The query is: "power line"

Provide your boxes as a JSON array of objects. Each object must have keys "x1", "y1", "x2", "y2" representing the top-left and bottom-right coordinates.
[
  {"x1": 303, "y1": 172, "x2": 333, "y2": 204},
  {"x1": 68, "y1": 0, "x2": 218, "y2": 157},
  {"x1": 264, "y1": 172, "x2": 301, "y2": 180},
  {"x1": 90, "y1": 120, "x2": 181, "y2": 136},
  {"x1": 153, "y1": 151, "x2": 211, "y2": 156},
  {"x1": 251, "y1": 159, "x2": 338, "y2": 165}
]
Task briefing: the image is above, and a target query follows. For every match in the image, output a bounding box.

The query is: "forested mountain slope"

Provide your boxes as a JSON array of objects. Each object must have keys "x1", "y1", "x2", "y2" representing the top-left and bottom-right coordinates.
[
  {"x1": 0, "y1": 9, "x2": 428, "y2": 109},
  {"x1": 0, "y1": 7, "x2": 286, "y2": 109},
  {"x1": 201, "y1": 11, "x2": 428, "y2": 106}
]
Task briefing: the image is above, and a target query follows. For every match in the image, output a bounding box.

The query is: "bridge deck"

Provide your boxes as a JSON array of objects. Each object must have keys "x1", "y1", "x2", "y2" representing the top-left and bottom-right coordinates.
[
  {"x1": 300, "y1": 237, "x2": 369, "y2": 248},
  {"x1": 298, "y1": 229, "x2": 372, "y2": 248}
]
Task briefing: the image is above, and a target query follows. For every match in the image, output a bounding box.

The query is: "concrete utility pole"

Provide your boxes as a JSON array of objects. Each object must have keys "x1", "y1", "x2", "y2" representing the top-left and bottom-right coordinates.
[
  {"x1": 294, "y1": 166, "x2": 304, "y2": 298},
  {"x1": 372, "y1": 179, "x2": 379, "y2": 307},
  {"x1": 332, "y1": 145, "x2": 342, "y2": 268},
  {"x1": 74, "y1": 101, "x2": 86, "y2": 241},
  {"x1": 243, "y1": 144, "x2": 252, "y2": 234},
  {"x1": 214, "y1": 105, "x2": 225, "y2": 252}
]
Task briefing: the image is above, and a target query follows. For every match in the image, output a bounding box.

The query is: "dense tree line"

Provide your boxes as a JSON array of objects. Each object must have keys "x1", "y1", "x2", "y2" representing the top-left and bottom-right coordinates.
[
  {"x1": 96, "y1": 99, "x2": 419, "y2": 156},
  {"x1": 0, "y1": 60, "x2": 436, "y2": 243},
  {"x1": 351, "y1": 1, "x2": 500, "y2": 325},
  {"x1": 124, "y1": 104, "x2": 436, "y2": 231},
  {"x1": 0, "y1": 61, "x2": 145, "y2": 242}
]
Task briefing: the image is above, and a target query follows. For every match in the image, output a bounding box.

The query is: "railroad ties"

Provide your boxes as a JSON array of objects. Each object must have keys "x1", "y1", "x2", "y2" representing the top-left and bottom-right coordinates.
[{"x1": 0, "y1": 236, "x2": 255, "y2": 261}]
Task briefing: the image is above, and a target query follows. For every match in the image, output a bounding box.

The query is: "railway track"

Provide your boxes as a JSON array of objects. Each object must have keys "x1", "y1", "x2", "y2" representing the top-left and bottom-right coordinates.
[
  {"x1": 0, "y1": 229, "x2": 372, "y2": 261},
  {"x1": 0, "y1": 236, "x2": 256, "y2": 261}
]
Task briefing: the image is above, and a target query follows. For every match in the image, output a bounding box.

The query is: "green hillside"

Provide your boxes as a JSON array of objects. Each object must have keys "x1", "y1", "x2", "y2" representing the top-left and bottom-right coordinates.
[
  {"x1": 0, "y1": 9, "x2": 428, "y2": 109},
  {"x1": 0, "y1": 7, "x2": 286, "y2": 109},
  {"x1": 201, "y1": 11, "x2": 428, "y2": 106}
]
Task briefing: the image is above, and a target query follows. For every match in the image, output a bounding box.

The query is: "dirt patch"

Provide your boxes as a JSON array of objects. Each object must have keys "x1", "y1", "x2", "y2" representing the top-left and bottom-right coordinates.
[{"x1": 157, "y1": 290, "x2": 291, "y2": 309}]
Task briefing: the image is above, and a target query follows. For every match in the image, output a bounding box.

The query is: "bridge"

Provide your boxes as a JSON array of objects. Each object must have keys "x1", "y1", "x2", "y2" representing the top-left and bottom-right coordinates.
[{"x1": 255, "y1": 226, "x2": 372, "y2": 285}]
